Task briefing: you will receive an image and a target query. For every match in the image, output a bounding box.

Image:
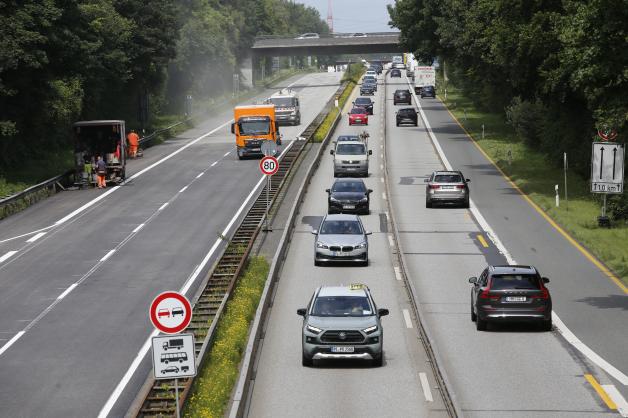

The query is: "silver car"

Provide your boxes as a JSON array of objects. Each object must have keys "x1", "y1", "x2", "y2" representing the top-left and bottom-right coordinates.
[
  {"x1": 312, "y1": 214, "x2": 371, "y2": 266},
  {"x1": 297, "y1": 284, "x2": 389, "y2": 367},
  {"x1": 425, "y1": 170, "x2": 470, "y2": 208}
]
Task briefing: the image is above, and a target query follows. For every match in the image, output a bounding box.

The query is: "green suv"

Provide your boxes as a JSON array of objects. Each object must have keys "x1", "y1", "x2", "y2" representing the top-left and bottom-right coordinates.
[{"x1": 297, "y1": 284, "x2": 389, "y2": 367}]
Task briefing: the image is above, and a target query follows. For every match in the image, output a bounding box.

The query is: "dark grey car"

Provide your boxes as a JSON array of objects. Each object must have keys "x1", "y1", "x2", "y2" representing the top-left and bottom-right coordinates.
[
  {"x1": 469, "y1": 265, "x2": 552, "y2": 331},
  {"x1": 327, "y1": 178, "x2": 372, "y2": 215},
  {"x1": 425, "y1": 170, "x2": 470, "y2": 208}
]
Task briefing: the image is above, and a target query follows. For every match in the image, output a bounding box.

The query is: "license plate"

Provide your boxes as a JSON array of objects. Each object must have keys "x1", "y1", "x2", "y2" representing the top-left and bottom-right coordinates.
[
  {"x1": 331, "y1": 346, "x2": 354, "y2": 353},
  {"x1": 252, "y1": 148, "x2": 261, "y2": 151},
  {"x1": 441, "y1": 186, "x2": 454, "y2": 189},
  {"x1": 506, "y1": 296, "x2": 526, "y2": 302},
  {"x1": 331, "y1": 251, "x2": 339, "y2": 257},
  {"x1": 343, "y1": 205, "x2": 355, "y2": 209}
]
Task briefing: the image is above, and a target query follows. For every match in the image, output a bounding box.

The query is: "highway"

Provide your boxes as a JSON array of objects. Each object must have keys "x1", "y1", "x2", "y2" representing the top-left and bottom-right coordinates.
[
  {"x1": 0, "y1": 71, "x2": 342, "y2": 418},
  {"x1": 246, "y1": 73, "x2": 448, "y2": 417},
  {"x1": 385, "y1": 73, "x2": 627, "y2": 416}
]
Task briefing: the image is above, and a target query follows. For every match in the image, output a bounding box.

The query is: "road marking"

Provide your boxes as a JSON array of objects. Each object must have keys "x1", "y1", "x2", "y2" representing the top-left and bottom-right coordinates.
[
  {"x1": 57, "y1": 283, "x2": 78, "y2": 300},
  {"x1": 380, "y1": 164, "x2": 384, "y2": 170},
  {"x1": 211, "y1": 161, "x2": 218, "y2": 167},
  {"x1": 179, "y1": 186, "x2": 188, "y2": 193},
  {"x1": 0, "y1": 331, "x2": 25, "y2": 356},
  {"x1": 0, "y1": 226, "x2": 55, "y2": 244},
  {"x1": 380, "y1": 177, "x2": 384, "y2": 183},
  {"x1": 158, "y1": 202, "x2": 169, "y2": 211},
  {"x1": 402, "y1": 309, "x2": 413, "y2": 328},
  {"x1": 100, "y1": 250, "x2": 115, "y2": 262},
  {"x1": 196, "y1": 172, "x2": 204, "y2": 178},
  {"x1": 419, "y1": 372, "x2": 434, "y2": 402},
  {"x1": 407, "y1": 75, "x2": 628, "y2": 387},
  {"x1": 382, "y1": 192, "x2": 387, "y2": 200},
  {"x1": 394, "y1": 266, "x2": 402, "y2": 281},
  {"x1": 388, "y1": 234, "x2": 395, "y2": 248},
  {"x1": 224, "y1": 151, "x2": 231, "y2": 157},
  {"x1": 476, "y1": 234, "x2": 489, "y2": 248},
  {"x1": 0, "y1": 251, "x2": 18, "y2": 263},
  {"x1": 132, "y1": 224, "x2": 145, "y2": 233},
  {"x1": 26, "y1": 232, "x2": 46, "y2": 243},
  {"x1": 602, "y1": 384, "x2": 628, "y2": 417},
  {"x1": 585, "y1": 374, "x2": 617, "y2": 410}
]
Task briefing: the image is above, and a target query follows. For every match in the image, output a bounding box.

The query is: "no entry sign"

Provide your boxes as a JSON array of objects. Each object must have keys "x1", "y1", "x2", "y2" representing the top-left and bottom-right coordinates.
[
  {"x1": 150, "y1": 291, "x2": 192, "y2": 334},
  {"x1": 260, "y1": 156, "x2": 279, "y2": 176}
]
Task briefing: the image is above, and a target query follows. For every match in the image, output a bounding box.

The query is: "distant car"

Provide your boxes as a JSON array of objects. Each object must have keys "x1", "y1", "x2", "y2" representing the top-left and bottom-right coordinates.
[
  {"x1": 161, "y1": 365, "x2": 180, "y2": 374},
  {"x1": 327, "y1": 178, "x2": 372, "y2": 215},
  {"x1": 396, "y1": 108, "x2": 418, "y2": 126},
  {"x1": 469, "y1": 265, "x2": 552, "y2": 331},
  {"x1": 171, "y1": 307, "x2": 184, "y2": 317},
  {"x1": 312, "y1": 214, "x2": 371, "y2": 266},
  {"x1": 424, "y1": 170, "x2": 470, "y2": 208},
  {"x1": 348, "y1": 107, "x2": 368, "y2": 125},
  {"x1": 370, "y1": 64, "x2": 383, "y2": 74},
  {"x1": 296, "y1": 33, "x2": 319, "y2": 39},
  {"x1": 157, "y1": 309, "x2": 170, "y2": 318},
  {"x1": 393, "y1": 89, "x2": 412, "y2": 105},
  {"x1": 392, "y1": 63, "x2": 405, "y2": 69},
  {"x1": 353, "y1": 97, "x2": 374, "y2": 115},
  {"x1": 406, "y1": 69, "x2": 414, "y2": 78},
  {"x1": 352, "y1": 32, "x2": 367, "y2": 37},
  {"x1": 362, "y1": 76, "x2": 377, "y2": 91},
  {"x1": 360, "y1": 83, "x2": 375, "y2": 95},
  {"x1": 365, "y1": 70, "x2": 377, "y2": 78},
  {"x1": 298, "y1": 284, "x2": 389, "y2": 367},
  {"x1": 421, "y1": 85, "x2": 436, "y2": 98},
  {"x1": 331, "y1": 140, "x2": 372, "y2": 177},
  {"x1": 390, "y1": 68, "x2": 401, "y2": 78}
]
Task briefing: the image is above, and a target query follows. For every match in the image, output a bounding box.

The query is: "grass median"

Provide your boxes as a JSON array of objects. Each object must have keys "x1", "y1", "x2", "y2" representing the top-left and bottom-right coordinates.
[
  {"x1": 184, "y1": 256, "x2": 269, "y2": 418},
  {"x1": 438, "y1": 85, "x2": 628, "y2": 287}
]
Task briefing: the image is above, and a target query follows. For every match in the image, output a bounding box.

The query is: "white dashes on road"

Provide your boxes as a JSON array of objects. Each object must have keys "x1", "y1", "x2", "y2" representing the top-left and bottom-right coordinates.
[
  {"x1": 26, "y1": 232, "x2": 46, "y2": 243},
  {"x1": 0, "y1": 251, "x2": 18, "y2": 263},
  {"x1": 419, "y1": 372, "x2": 434, "y2": 402},
  {"x1": 402, "y1": 309, "x2": 413, "y2": 328}
]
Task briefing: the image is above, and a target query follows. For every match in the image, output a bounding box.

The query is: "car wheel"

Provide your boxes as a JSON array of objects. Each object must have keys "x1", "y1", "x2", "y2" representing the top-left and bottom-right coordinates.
[
  {"x1": 372, "y1": 355, "x2": 383, "y2": 367},
  {"x1": 471, "y1": 298, "x2": 477, "y2": 322},
  {"x1": 396, "y1": 121, "x2": 400, "y2": 127},
  {"x1": 541, "y1": 319, "x2": 552, "y2": 332},
  {"x1": 314, "y1": 259, "x2": 322, "y2": 267},
  {"x1": 476, "y1": 317, "x2": 487, "y2": 331},
  {"x1": 463, "y1": 197, "x2": 470, "y2": 208},
  {"x1": 302, "y1": 352, "x2": 314, "y2": 367},
  {"x1": 333, "y1": 172, "x2": 339, "y2": 177},
  {"x1": 414, "y1": 122, "x2": 418, "y2": 126},
  {"x1": 425, "y1": 198, "x2": 432, "y2": 208}
]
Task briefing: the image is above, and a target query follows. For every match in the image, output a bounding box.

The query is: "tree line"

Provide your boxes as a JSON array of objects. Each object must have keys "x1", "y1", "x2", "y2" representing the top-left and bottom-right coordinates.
[{"x1": 0, "y1": 0, "x2": 328, "y2": 171}]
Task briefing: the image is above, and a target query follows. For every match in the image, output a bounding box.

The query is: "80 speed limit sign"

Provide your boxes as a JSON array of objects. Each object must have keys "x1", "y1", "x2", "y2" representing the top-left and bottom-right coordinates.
[{"x1": 260, "y1": 156, "x2": 279, "y2": 176}]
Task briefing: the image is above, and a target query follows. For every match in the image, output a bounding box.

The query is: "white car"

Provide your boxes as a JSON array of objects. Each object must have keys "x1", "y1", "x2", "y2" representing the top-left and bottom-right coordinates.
[
  {"x1": 365, "y1": 70, "x2": 377, "y2": 77},
  {"x1": 296, "y1": 33, "x2": 319, "y2": 39}
]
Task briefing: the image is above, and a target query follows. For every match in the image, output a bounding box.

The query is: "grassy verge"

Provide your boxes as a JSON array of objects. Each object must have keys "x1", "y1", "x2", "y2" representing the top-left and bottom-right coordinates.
[
  {"x1": 437, "y1": 84, "x2": 628, "y2": 286},
  {"x1": 183, "y1": 256, "x2": 270, "y2": 418}
]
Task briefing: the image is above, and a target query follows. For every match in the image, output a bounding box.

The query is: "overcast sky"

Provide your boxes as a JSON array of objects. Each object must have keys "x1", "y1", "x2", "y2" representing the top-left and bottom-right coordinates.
[{"x1": 296, "y1": 0, "x2": 396, "y2": 33}]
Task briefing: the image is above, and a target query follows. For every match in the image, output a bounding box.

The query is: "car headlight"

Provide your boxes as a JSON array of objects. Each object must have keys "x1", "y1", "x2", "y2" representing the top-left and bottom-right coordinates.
[
  {"x1": 316, "y1": 241, "x2": 329, "y2": 249},
  {"x1": 363, "y1": 325, "x2": 378, "y2": 335},
  {"x1": 306, "y1": 324, "x2": 322, "y2": 334},
  {"x1": 354, "y1": 241, "x2": 367, "y2": 249},
  {"x1": 330, "y1": 196, "x2": 339, "y2": 202},
  {"x1": 360, "y1": 196, "x2": 368, "y2": 202}
]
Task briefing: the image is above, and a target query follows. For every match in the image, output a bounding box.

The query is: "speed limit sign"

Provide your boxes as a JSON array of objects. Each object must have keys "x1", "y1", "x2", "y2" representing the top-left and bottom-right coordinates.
[{"x1": 260, "y1": 156, "x2": 279, "y2": 176}]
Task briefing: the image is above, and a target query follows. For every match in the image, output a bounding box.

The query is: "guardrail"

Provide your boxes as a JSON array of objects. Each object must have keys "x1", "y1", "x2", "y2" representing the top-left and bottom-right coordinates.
[{"x1": 254, "y1": 31, "x2": 400, "y2": 40}]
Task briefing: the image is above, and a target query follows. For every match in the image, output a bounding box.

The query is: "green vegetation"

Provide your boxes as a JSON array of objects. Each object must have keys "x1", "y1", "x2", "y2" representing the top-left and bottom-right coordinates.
[
  {"x1": 184, "y1": 256, "x2": 269, "y2": 418},
  {"x1": 440, "y1": 85, "x2": 628, "y2": 286}
]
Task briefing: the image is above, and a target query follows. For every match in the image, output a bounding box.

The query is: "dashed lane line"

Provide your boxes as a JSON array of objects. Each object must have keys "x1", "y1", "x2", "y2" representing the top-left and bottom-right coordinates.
[
  {"x1": 402, "y1": 309, "x2": 413, "y2": 329},
  {"x1": 26, "y1": 232, "x2": 46, "y2": 243},
  {"x1": 419, "y1": 372, "x2": 434, "y2": 402},
  {"x1": 0, "y1": 251, "x2": 18, "y2": 263}
]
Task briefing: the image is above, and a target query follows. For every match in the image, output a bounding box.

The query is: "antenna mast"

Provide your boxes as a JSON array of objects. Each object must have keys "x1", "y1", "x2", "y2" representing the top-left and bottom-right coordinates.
[{"x1": 327, "y1": 0, "x2": 333, "y2": 33}]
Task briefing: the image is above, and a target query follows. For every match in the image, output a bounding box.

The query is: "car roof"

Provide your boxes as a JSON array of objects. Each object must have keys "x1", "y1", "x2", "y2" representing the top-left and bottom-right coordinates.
[
  {"x1": 337, "y1": 135, "x2": 359, "y2": 140},
  {"x1": 351, "y1": 107, "x2": 367, "y2": 112},
  {"x1": 433, "y1": 170, "x2": 462, "y2": 175},
  {"x1": 336, "y1": 140, "x2": 364, "y2": 146},
  {"x1": 324, "y1": 214, "x2": 361, "y2": 221},
  {"x1": 398, "y1": 107, "x2": 416, "y2": 111},
  {"x1": 355, "y1": 97, "x2": 372, "y2": 101},
  {"x1": 317, "y1": 285, "x2": 370, "y2": 297},
  {"x1": 395, "y1": 89, "x2": 409, "y2": 93},
  {"x1": 333, "y1": 178, "x2": 364, "y2": 184},
  {"x1": 489, "y1": 265, "x2": 538, "y2": 275}
]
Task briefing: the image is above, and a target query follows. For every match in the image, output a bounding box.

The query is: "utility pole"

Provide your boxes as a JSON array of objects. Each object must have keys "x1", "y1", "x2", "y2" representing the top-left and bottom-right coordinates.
[{"x1": 327, "y1": 0, "x2": 333, "y2": 32}]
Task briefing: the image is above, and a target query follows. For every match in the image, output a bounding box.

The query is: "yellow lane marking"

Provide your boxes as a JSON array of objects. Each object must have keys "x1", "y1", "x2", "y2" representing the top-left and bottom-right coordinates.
[
  {"x1": 440, "y1": 100, "x2": 628, "y2": 295},
  {"x1": 584, "y1": 374, "x2": 617, "y2": 410},
  {"x1": 477, "y1": 234, "x2": 489, "y2": 248}
]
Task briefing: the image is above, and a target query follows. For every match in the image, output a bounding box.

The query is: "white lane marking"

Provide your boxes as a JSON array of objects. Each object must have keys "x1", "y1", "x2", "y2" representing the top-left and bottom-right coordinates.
[
  {"x1": 0, "y1": 331, "x2": 25, "y2": 356},
  {"x1": 407, "y1": 75, "x2": 628, "y2": 388},
  {"x1": 394, "y1": 266, "x2": 402, "y2": 281},
  {"x1": 196, "y1": 172, "x2": 204, "y2": 178},
  {"x1": 602, "y1": 385, "x2": 628, "y2": 416},
  {"x1": 0, "y1": 251, "x2": 18, "y2": 263},
  {"x1": 98, "y1": 141, "x2": 296, "y2": 418},
  {"x1": 0, "y1": 226, "x2": 54, "y2": 244},
  {"x1": 179, "y1": 186, "x2": 188, "y2": 193},
  {"x1": 380, "y1": 164, "x2": 384, "y2": 170},
  {"x1": 100, "y1": 250, "x2": 115, "y2": 262},
  {"x1": 158, "y1": 202, "x2": 169, "y2": 211},
  {"x1": 388, "y1": 234, "x2": 394, "y2": 248},
  {"x1": 224, "y1": 151, "x2": 231, "y2": 157},
  {"x1": 381, "y1": 177, "x2": 384, "y2": 183},
  {"x1": 132, "y1": 224, "x2": 145, "y2": 233},
  {"x1": 419, "y1": 372, "x2": 434, "y2": 402},
  {"x1": 382, "y1": 192, "x2": 387, "y2": 200},
  {"x1": 402, "y1": 309, "x2": 413, "y2": 328},
  {"x1": 26, "y1": 232, "x2": 46, "y2": 243},
  {"x1": 57, "y1": 283, "x2": 78, "y2": 300},
  {"x1": 211, "y1": 161, "x2": 218, "y2": 167}
]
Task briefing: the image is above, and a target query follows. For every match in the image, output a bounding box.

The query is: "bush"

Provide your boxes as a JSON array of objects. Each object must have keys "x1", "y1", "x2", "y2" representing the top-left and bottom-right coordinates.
[
  {"x1": 608, "y1": 194, "x2": 628, "y2": 222},
  {"x1": 506, "y1": 97, "x2": 545, "y2": 148}
]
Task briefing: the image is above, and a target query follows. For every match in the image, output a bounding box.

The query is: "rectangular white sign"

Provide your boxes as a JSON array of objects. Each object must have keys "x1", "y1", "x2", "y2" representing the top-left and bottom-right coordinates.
[
  {"x1": 152, "y1": 333, "x2": 196, "y2": 380},
  {"x1": 591, "y1": 142, "x2": 625, "y2": 194},
  {"x1": 414, "y1": 66, "x2": 435, "y2": 88}
]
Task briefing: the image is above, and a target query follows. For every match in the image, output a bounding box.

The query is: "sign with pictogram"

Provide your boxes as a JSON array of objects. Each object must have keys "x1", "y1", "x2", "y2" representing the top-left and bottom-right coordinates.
[
  {"x1": 260, "y1": 156, "x2": 279, "y2": 176},
  {"x1": 591, "y1": 142, "x2": 624, "y2": 194},
  {"x1": 149, "y1": 291, "x2": 192, "y2": 334},
  {"x1": 152, "y1": 334, "x2": 196, "y2": 380}
]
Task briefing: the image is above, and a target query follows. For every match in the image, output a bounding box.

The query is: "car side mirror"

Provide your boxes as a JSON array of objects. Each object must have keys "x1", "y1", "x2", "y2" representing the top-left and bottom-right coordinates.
[
  {"x1": 330, "y1": 150, "x2": 334, "y2": 155},
  {"x1": 466, "y1": 179, "x2": 471, "y2": 182},
  {"x1": 325, "y1": 188, "x2": 330, "y2": 193},
  {"x1": 365, "y1": 231, "x2": 372, "y2": 235},
  {"x1": 367, "y1": 189, "x2": 373, "y2": 194},
  {"x1": 468, "y1": 277, "x2": 477, "y2": 284},
  {"x1": 311, "y1": 229, "x2": 318, "y2": 235},
  {"x1": 230, "y1": 123, "x2": 235, "y2": 134},
  {"x1": 297, "y1": 308, "x2": 307, "y2": 316},
  {"x1": 542, "y1": 277, "x2": 550, "y2": 284},
  {"x1": 368, "y1": 150, "x2": 372, "y2": 155},
  {"x1": 378, "y1": 308, "x2": 389, "y2": 317}
]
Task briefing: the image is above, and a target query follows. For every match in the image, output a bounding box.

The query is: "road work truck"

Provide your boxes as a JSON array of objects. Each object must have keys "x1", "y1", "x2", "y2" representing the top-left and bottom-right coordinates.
[
  {"x1": 73, "y1": 120, "x2": 126, "y2": 187},
  {"x1": 266, "y1": 89, "x2": 301, "y2": 126},
  {"x1": 232, "y1": 104, "x2": 281, "y2": 159}
]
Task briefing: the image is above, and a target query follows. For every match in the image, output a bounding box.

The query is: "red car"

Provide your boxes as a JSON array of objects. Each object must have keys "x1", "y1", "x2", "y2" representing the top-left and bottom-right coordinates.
[
  {"x1": 157, "y1": 308, "x2": 170, "y2": 318},
  {"x1": 348, "y1": 107, "x2": 368, "y2": 125}
]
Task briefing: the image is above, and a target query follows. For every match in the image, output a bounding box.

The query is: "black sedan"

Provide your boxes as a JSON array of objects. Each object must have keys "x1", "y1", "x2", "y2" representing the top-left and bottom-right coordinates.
[
  {"x1": 390, "y1": 68, "x2": 401, "y2": 78},
  {"x1": 353, "y1": 97, "x2": 374, "y2": 115},
  {"x1": 327, "y1": 178, "x2": 372, "y2": 215},
  {"x1": 396, "y1": 108, "x2": 418, "y2": 126},
  {"x1": 393, "y1": 89, "x2": 412, "y2": 105},
  {"x1": 421, "y1": 85, "x2": 436, "y2": 98}
]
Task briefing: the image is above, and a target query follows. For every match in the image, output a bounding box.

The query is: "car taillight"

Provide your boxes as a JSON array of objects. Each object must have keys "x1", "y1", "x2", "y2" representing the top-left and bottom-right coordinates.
[
  {"x1": 531, "y1": 287, "x2": 550, "y2": 300},
  {"x1": 456, "y1": 185, "x2": 465, "y2": 189},
  {"x1": 429, "y1": 185, "x2": 440, "y2": 189},
  {"x1": 479, "y1": 288, "x2": 499, "y2": 300}
]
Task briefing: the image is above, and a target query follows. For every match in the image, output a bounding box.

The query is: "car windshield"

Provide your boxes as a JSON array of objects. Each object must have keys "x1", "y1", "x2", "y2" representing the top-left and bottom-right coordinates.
[
  {"x1": 319, "y1": 220, "x2": 363, "y2": 234},
  {"x1": 434, "y1": 174, "x2": 462, "y2": 183},
  {"x1": 350, "y1": 108, "x2": 366, "y2": 115},
  {"x1": 239, "y1": 119, "x2": 270, "y2": 135},
  {"x1": 337, "y1": 135, "x2": 359, "y2": 141},
  {"x1": 395, "y1": 90, "x2": 408, "y2": 95},
  {"x1": 400, "y1": 109, "x2": 415, "y2": 114},
  {"x1": 491, "y1": 275, "x2": 541, "y2": 290},
  {"x1": 332, "y1": 181, "x2": 366, "y2": 193},
  {"x1": 336, "y1": 143, "x2": 366, "y2": 155},
  {"x1": 311, "y1": 296, "x2": 373, "y2": 317},
  {"x1": 355, "y1": 99, "x2": 371, "y2": 105},
  {"x1": 270, "y1": 97, "x2": 295, "y2": 107},
  {"x1": 363, "y1": 77, "x2": 376, "y2": 82}
]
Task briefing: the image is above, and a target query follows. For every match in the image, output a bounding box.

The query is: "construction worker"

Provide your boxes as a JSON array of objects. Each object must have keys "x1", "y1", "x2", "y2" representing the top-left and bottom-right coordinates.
[
  {"x1": 127, "y1": 129, "x2": 139, "y2": 158},
  {"x1": 95, "y1": 155, "x2": 107, "y2": 188}
]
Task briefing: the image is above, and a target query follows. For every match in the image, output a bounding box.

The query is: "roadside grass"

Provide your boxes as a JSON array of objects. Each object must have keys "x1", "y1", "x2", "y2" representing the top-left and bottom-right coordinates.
[
  {"x1": 438, "y1": 85, "x2": 628, "y2": 286},
  {"x1": 183, "y1": 256, "x2": 269, "y2": 418}
]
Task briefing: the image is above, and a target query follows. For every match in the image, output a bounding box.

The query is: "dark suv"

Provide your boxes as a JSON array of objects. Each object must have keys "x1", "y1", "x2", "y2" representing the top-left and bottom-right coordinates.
[
  {"x1": 390, "y1": 68, "x2": 401, "y2": 78},
  {"x1": 469, "y1": 265, "x2": 552, "y2": 331},
  {"x1": 396, "y1": 108, "x2": 418, "y2": 126},
  {"x1": 327, "y1": 178, "x2": 372, "y2": 214},
  {"x1": 393, "y1": 89, "x2": 412, "y2": 105},
  {"x1": 353, "y1": 97, "x2": 374, "y2": 115},
  {"x1": 421, "y1": 85, "x2": 436, "y2": 98}
]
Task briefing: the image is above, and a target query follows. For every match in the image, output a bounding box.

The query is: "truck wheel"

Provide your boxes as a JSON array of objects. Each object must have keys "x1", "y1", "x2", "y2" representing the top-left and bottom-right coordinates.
[{"x1": 302, "y1": 352, "x2": 313, "y2": 367}]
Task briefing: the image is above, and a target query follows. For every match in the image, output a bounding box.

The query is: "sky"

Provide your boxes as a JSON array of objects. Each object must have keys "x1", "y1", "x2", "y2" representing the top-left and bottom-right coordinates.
[{"x1": 296, "y1": 0, "x2": 396, "y2": 33}]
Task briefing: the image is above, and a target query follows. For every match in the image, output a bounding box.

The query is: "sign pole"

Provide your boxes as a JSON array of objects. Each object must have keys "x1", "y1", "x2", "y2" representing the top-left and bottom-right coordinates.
[
  {"x1": 175, "y1": 377, "x2": 180, "y2": 418},
  {"x1": 564, "y1": 152, "x2": 568, "y2": 212},
  {"x1": 265, "y1": 175, "x2": 270, "y2": 231}
]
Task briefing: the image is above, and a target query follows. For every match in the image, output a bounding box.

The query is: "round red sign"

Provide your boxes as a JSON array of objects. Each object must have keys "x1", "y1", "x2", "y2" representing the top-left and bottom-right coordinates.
[
  {"x1": 149, "y1": 291, "x2": 192, "y2": 334},
  {"x1": 259, "y1": 156, "x2": 279, "y2": 176}
]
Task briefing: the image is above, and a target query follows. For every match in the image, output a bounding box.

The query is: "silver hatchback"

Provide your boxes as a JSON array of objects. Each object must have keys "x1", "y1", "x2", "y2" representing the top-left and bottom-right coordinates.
[
  {"x1": 425, "y1": 170, "x2": 470, "y2": 208},
  {"x1": 312, "y1": 214, "x2": 371, "y2": 266}
]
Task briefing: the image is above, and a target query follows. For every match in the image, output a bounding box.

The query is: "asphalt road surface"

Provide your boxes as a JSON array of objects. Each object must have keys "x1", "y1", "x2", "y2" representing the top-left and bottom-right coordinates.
[
  {"x1": 246, "y1": 73, "x2": 448, "y2": 417},
  {"x1": 0, "y1": 71, "x2": 342, "y2": 418},
  {"x1": 386, "y1": 73, "x2": 626, "y2": 416}
]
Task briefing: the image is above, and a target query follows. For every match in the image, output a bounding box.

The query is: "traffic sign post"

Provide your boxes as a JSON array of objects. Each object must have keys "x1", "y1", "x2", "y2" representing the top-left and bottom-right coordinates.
[
  {"x1": 260, "y1": 155, "x2": 279, "y2": 232},
  {"x1": 591, "y1": 142, "x2": 624, "y2": 227}
]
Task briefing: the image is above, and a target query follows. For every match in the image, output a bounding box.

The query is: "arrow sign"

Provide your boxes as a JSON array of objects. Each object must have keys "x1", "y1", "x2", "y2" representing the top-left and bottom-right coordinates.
[
  {"x1": 599, "y1": 147, "x2": 604, "y2": 180},
  {"x1": 591, "y1": 142, "x2": 625, "y2": 194},
  {"x1": 613, "y1": 147, "x2": 617, "y2": 179}
]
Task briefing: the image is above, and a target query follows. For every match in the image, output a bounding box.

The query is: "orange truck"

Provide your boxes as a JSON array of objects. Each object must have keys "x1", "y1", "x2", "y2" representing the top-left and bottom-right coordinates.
[{"x1": 231, "y1": 104, "x2": 281, "y2": 159}]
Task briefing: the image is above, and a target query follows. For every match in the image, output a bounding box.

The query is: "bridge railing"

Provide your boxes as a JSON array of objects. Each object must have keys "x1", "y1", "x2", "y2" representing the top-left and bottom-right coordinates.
[{"x1": 254, "y1": 31, "x2": 400, "y2": 40}]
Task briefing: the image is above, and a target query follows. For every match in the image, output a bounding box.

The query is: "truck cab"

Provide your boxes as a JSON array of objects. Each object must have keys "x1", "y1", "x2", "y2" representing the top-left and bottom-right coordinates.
[
  {"x1": 73, "y1": 120, "x2": 126, "y2": 187},
  {"x1": 267, "y1": 89, "x2": 301, "y2": 126},
  {"x1": 231, "y1": 105, "x2": 280, "y2": 159}
]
